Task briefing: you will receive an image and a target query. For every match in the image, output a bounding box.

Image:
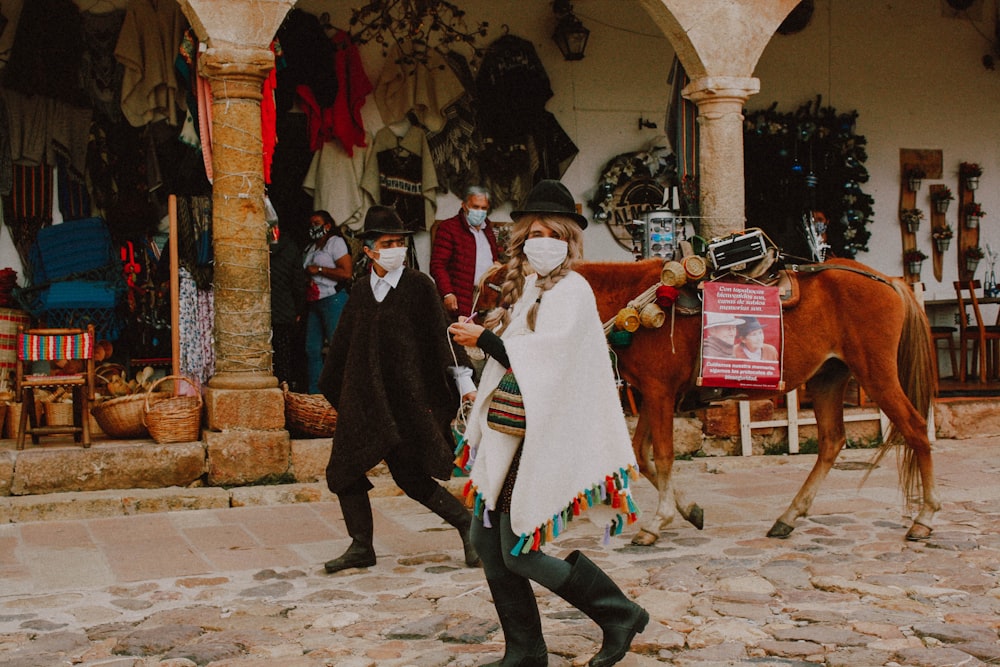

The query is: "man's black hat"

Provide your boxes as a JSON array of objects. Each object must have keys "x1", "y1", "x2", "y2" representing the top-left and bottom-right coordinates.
[{"x1": 358, "y1": 206, "x2": 416, "y2": 239}]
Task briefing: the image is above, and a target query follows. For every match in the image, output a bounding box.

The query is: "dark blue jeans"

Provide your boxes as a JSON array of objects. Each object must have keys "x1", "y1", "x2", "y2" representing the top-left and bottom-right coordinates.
[{"x1": 305, "y1": 291, "x2": 348, "y2": 394}]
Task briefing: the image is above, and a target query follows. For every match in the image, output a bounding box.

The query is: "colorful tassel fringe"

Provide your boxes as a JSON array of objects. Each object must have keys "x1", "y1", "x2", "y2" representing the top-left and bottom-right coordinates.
[{"x1": 464, "y1": 464, "x2": 642, "y2": 557}]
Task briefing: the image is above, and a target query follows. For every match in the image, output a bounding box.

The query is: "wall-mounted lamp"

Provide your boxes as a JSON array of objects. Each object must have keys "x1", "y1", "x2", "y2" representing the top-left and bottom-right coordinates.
[{"x1": 552, "y1": 0, "x2": 589, "y2": 61}]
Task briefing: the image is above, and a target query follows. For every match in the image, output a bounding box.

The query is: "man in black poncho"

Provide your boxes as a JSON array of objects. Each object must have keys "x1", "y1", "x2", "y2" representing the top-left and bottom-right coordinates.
[{"x1": 319, "y1": 205, "x2": 479, "y2": 573}]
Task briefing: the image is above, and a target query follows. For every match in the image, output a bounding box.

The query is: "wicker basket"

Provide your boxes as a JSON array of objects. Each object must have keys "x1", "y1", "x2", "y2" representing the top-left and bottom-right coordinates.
[
  {"x1": 91, "y1": 393, "x2": 154, "y2": 438},
  {"x1": 143, "y1": 375, "x2": 202, "y2": 444},
  {"x1": 283, "y1": 384, "x2": 337, "y2": 437},
  {"x1": 44, "y1": 401, "x2": 74, "y2": 427}
]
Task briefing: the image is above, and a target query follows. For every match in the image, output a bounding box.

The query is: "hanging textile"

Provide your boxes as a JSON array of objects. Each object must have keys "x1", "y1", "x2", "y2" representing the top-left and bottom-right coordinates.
[
  {"x1": 426, "y1": 51, "x2": 481, "y2": 197},
  {"x1": 330, "y1": 30, "x2": 372, "y2": 156},
  {"x1": 0, "y1": 95, "x2": 12, "y2": 197},
  {"x1": 302, "y1": 134, "x2": 372, "y2": 232},
  {"x1": 80, "y1": 9, "x2": 126, "y2": 124},
  {"x1": 2, "y1": 0, "x2": 86, "y2": 106},
  {"x1": 473, "y1": 34, "x2": 576, "y2": 207},
  {"x1": 0, "y1": 88, "x2": 93, "y2": 180},
  {"x1": 57, "y1": 158, "x2": 91, "y2": 221},
  {"x1": 114, "y1": 0, "x2": 188, "y2": 127},
  {"x1": 178, "y1": 267, "x2": 215, "y2": 387},
  {"x1": 274, "y1": 9, "x2": 338, "y2": 113},
  {"x1": 667, "y1": 57, "x2": 699, "y2": 180},
  {"x1": 361, "y1": 124, "x2": 438, "y2": 232},
  {"x1": 374, "y1": 41, "x2": 464, "y2": 135},
  {"x1": 3, "y1": 165, "x2": 54, "y2": 279}
]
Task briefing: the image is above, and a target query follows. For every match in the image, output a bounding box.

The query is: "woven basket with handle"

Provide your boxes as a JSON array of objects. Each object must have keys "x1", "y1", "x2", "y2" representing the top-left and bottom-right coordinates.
[
  {"x1": 143, "y1": 375, "x2": 202, "y2": 444},
  {"x1": 282, "y1": 383, "x2": 337, "y2": 437},
  {"x1": 92, "y1": 393, "x2": 158, "y2": 438}
]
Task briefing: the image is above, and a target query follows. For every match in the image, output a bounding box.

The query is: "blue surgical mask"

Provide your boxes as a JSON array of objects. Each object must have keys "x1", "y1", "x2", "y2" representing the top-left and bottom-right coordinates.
[{"x1": 466, "y1": 209, "x2": 487, "y2": 228}]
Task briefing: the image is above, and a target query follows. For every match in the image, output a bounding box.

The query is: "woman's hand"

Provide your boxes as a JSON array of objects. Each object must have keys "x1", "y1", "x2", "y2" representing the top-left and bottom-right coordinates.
[{"x1": 449, "y1": 317, "x2": 485, "y2": 347}]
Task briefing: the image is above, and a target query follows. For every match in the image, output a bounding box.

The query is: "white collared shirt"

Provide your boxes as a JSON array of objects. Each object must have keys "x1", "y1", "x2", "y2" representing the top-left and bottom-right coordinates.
[
  {"x1": 369, "y1": 265, "x2": 405, "y2": 303},
  {"x1": 369, "y1": 266, "x2": 475, "y2": 396},
  {"x1": 471, "y1": 225, "x2": 494, "y2": 286}
]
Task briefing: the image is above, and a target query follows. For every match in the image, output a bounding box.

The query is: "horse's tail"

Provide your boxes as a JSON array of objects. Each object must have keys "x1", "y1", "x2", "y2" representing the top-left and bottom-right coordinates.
[{"x1": 870, "y1": 278, "x2": 934, "y2": 505}]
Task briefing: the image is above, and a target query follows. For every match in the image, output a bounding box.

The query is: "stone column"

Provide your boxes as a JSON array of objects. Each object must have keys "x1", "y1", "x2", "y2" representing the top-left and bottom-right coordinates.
[
  {"x1": 683, "y1": 76, "x2": 760, "y2": 241},
  {"x1": 199, "y1": 46, "x2": 283, "y2": 431}
]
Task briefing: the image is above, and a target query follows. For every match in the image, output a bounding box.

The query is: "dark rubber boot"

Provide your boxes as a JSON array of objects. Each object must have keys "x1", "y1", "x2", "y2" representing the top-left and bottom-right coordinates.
[
  {"x1": 481, "y1": 573, "x2": 548, "y2": 666},
  {"x1": 324, "y1": 493, "x2": 376, "y2": 573},
  {"x1": 422, "y1": 486, "x2": 481, "y2": 567},
  {"x1": 554, "y1": 550, "x2": 649, "y2": 667}
]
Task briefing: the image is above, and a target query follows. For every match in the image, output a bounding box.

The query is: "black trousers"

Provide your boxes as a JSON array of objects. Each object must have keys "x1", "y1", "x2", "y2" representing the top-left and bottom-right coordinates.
[{"x1": 338, "y1": 441, "x2": 439, "y2": 504}]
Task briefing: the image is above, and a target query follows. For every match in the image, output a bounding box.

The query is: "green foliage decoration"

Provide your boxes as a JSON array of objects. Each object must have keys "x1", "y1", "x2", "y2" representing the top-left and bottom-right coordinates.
[{"x1": 744, "y1": 96, "x2": 873, "y2": 259}]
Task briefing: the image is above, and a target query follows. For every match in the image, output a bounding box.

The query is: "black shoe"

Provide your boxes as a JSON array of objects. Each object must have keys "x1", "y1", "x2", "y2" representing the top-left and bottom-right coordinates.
[{"x1": 324, "y1": 540, "x2": 376, "y2": 573}]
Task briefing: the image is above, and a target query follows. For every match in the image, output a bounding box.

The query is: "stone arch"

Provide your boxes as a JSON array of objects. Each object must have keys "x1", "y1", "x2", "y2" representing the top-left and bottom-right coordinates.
[
  {"x1": 638, "y1": 0, "x2": 803, "y2": 79},
  {"x1": 177, "y1": 0, "x2": 295, "y2": 50}
]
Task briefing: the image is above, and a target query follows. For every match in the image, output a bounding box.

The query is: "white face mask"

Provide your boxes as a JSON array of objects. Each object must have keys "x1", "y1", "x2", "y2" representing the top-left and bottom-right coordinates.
[
  {"x1": 523, "y1": 237, "x2": 568, "y2": 276},
  {"x1": 374, "y1": 246, "x2": 407, "y2": 272},
  {"x1": 465, "y1": 209, "x2": 487, "y2": 228}
]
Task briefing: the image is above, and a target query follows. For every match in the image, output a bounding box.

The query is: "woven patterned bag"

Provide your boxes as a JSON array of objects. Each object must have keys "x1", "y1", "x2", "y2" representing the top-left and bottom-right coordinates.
[{"x1": 486, "y1": 368, "x2": 526, "y2": 437}]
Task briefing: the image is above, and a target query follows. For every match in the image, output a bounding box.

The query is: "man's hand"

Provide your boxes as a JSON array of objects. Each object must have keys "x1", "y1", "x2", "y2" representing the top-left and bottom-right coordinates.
[
  {"x1": 443, "y1": 293, "x2": 458, "y2": 314},
  {"x1": 461, "y1": 391, "x2": 477, "y2": 403}
]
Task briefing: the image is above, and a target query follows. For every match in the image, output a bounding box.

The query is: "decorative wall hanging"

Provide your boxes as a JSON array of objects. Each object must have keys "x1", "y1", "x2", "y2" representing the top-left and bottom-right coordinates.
[
  {"x1": 588, "y1": 148, "x2": 678, "y2": 255},
  {"x1": 900, "y1": 149, "x2": 942, "y2": 281},
  {"x1": 957, "y1": 162, "x2": 984, "y2": 281},
  {"x1": 744, "y1": 96, "x2": 873, "y2": 260}
]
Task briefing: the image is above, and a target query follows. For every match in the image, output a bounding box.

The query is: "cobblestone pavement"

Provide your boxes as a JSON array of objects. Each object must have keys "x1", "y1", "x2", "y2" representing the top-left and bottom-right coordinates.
[{"x1": 1, "y1": 436, "x2": 999, "y2": 667}]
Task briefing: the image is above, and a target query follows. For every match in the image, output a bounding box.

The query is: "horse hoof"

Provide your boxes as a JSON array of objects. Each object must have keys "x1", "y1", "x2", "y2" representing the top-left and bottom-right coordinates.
[
  {"x1": 767, "y1": 521, "x2": 794, "y2": 538},
  {"x1": 631, "y1": 529, "x2": 659, "y2": 546},
  {"x1": 688, "y1": 505, "x2": 704, "y2": 530},
  {"x1": 906, "y1": 523, "x2": 932, "y2": 541}
]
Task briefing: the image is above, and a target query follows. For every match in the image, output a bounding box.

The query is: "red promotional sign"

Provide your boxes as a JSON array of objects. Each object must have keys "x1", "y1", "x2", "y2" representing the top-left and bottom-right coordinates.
[{"x1": 699, "y1": 282, "x2": 783, "y2": 390}]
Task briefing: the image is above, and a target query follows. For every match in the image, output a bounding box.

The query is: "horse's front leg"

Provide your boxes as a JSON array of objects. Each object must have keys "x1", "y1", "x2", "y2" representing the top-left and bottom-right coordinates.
[
  {"x1": 768, "y1": 380, "x2": 848, "y2": 538},
  {"x1": 631, "y1": 395, "x2": 687, "y2": 545}
]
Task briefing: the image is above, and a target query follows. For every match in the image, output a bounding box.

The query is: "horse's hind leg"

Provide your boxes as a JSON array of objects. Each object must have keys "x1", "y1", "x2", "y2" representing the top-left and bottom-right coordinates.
[
  {"x1": 861, "y1": 381, "x2": 940, "y2": 540},
  {"x1": 768, "y1": 370, "x2": 850, "y2": 538}
]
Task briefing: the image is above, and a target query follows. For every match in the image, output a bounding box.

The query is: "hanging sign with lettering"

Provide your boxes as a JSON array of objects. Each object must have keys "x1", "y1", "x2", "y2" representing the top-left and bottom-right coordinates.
[{"x1": 698, "y1": 282, "x2": 783, "y2": 390}]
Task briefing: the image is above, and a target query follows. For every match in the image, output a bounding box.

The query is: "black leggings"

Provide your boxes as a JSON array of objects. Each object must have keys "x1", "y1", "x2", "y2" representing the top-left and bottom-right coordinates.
[{"x1": 471, "y1": 511, "x2": 571, "y2": 590}]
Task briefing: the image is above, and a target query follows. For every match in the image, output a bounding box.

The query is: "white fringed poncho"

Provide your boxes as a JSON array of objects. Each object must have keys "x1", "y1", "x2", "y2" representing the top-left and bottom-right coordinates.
[{"x1": 462, "y1": 272, "x2": 640, "y2": 554}]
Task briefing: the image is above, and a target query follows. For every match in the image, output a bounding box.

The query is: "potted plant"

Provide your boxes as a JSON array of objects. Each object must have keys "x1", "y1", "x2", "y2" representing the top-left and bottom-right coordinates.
[
  {"x1": 903, "y1": 248, "x2": 928, "y2": 275},
  {"x1": 960, "y1": 162, "x2": 983, "y2": 191},
  {"x1": 932, "y1": 224, "x2": 953, "y2": 252},
  {"x1": 964, "y1": 201, "x2": 985, "y2": 228},
  {"x1": 905, "y1": 166, "x2": 926, "y2": 192},
  {"x1": 964, "y1": 245, "x2": 985, "y2": 273},
  {"x1": 900, "y1": 208, "x2": 924, "y2": 233},
  {"x1": 931, "y1": 187, "x2": 954, "y2": 214}
]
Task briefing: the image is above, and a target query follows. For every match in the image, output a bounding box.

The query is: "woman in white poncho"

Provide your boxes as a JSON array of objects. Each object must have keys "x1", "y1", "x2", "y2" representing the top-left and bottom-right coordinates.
[{"x1": 449, "y1": 180, "x2": 649, "y2": 667}]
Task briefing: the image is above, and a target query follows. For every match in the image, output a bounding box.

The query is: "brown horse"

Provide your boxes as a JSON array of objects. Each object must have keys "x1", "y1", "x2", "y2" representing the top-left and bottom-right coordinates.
[{"x1": 473, "y1": 258, "x2": 939, "y2": 545}]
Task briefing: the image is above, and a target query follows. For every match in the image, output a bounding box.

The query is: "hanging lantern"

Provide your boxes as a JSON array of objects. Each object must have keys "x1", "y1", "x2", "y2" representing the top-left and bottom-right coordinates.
[{"x1": 552, "y1": 0, "x2": 590, "y2": 61}]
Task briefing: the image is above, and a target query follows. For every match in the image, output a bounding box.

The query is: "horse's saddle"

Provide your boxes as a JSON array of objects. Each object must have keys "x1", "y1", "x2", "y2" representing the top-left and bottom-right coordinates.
[{"x1": 673, "y1": 249, "x2": 802, "y2": 315}]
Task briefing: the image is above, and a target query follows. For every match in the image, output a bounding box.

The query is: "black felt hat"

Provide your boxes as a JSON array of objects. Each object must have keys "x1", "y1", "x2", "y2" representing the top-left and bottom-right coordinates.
[
  {"x1": 510, "y1": 180, "x2": 588, "y2": 229},
  {"x1": 358, "y1": 205, "x2": 415, "y2": 239}
]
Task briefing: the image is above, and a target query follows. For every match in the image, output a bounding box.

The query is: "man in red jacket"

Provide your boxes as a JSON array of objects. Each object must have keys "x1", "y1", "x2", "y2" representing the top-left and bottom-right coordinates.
[{"x1": 430, "y1": 186, "x2": 500, "y2": 320}]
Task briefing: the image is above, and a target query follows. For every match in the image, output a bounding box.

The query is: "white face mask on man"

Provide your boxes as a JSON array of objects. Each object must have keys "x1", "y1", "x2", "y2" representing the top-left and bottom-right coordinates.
[
  {"x1": 523, "y1": 237, "x2": 568, "y2": 276},
  {"x1": 374, "y1": 246, "x2": 407, "y2": 272}
]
